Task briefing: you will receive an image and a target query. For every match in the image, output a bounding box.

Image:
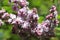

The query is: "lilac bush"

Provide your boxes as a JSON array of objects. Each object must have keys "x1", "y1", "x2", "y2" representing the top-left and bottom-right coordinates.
[{"x1": 0, "y1": 0, "x2": 59, "y2": 40}]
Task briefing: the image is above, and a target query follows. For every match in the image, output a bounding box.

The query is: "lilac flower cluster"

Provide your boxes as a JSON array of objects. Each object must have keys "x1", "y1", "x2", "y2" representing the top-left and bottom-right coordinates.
[{"x1": 0, "y1": 0, "x2": 59, "y2": 38}]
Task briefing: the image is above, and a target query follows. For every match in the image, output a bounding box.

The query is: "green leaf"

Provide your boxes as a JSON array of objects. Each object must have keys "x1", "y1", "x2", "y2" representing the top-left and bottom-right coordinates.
[
  {"x1": 38, "y1": 16, "x2": 44, "y2": 23},
  {"x1": 3, "y1": 0, "x2": 9, "y2": 6},
  {"x1": 2, "y1": 6, "x2": 13, "y2": 13}
]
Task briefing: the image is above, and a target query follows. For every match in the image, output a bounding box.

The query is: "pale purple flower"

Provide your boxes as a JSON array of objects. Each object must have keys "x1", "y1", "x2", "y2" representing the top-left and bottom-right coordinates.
[
  {"x1": 10, "y1": 14, "x2": 16, "y2": 19},
  {"x1": 27, "y1": 10, "x2": 33, "y2": 14},
  {"x1": 12, "y1": 4, "x2": 19, "y2": 11},
  {"x1": 44, "y1": 19, "x2": 50, "y2": 25},
  {"x1": 20, "y1": 0, "x2": 26, "y2": 2},
  {"x1": 26, "y1": 10, "x2": 33, "y2": 19},
  {"x1": 18, "y1": 7, "x2": 28, "y2": 17},
  {"x1": 54, "y1": 20, "x2": 59, "y2": 26},
  {"x1": 42, "y1": 23, "x2": 49, "y2": 32},
  {"x1": 21, "y1": 21, "x2": 30, "y2": 29},
  {"x1": 16, "y1": 17, "x2": 24, "y2": 24},
  {"x1": 19, "y1": 0, "x2": 29, "y2": 7},
  {"x1": 52, "y1": 5, "x2": 56, "y2": 10},
  {"x1": 31, "y1": 28, "x2": 36, "y2": 33},
  {"x1": 46, "y1": 13, "x2": 53, "y2": 19},
  {"x1": 8, "y1": 18, "x2": 12, "y2": 23},
  {"x1": 33, "y1": 14, "x2": 39, "y2": 20},
  {"x1": 2, "y1": 13, "x2": 9, "y2": 18},
  {"x1": 11, "y1": 17, "x2": 24, "y2": 24},
  {"x1": 54, "y1": 11, "x2": 58, "y2": 20},
  {"x1": 43, "y1": 26, "x2": 49, "y2": 32},
  {"x1": 11, "y1": 20, "x2": 16, "y2": 24},
  {"x1": 35, "y1": 24, "x2": 43, "y2": 36}
]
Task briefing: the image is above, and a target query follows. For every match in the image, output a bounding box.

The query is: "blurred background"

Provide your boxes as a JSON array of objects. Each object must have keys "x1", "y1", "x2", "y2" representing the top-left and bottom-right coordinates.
[{"x1": 0, "y1": 0, "x2": 60, "y2": 40}]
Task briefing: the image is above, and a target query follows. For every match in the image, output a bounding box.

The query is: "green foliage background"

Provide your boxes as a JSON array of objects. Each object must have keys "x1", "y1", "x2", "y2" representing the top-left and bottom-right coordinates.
[{"x1": 0, "y1": 0, "x2": 60, "y2": 40}]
